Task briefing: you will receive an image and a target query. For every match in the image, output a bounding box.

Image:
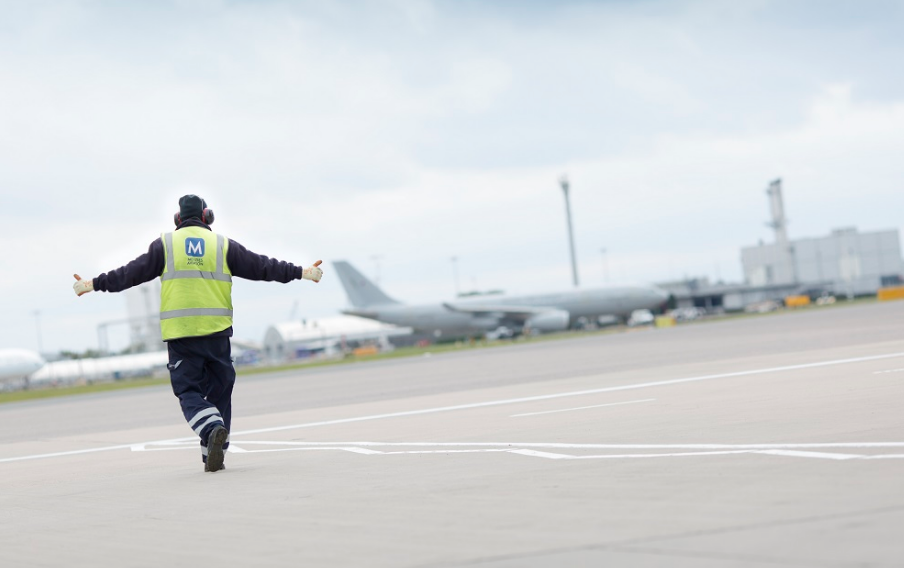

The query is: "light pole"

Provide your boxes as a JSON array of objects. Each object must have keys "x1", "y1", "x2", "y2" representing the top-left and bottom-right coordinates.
[
  {"x1": 560, "y1": 175, "x2": 579, "y2": 287},
  {"x1": 450, "y1": 256, "x2": 460, "y2": 296}
]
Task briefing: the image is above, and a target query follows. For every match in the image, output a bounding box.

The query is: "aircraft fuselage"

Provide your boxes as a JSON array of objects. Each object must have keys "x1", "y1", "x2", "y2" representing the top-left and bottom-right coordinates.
[{"x1": 345, "y1": 285, "x2": 668, "y2": 336}]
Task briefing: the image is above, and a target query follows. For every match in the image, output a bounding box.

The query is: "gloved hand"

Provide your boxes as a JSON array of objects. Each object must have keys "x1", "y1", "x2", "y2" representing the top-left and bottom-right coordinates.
[
  {"x1": 302, "y1": 260, "x2": 323, "y2": 283},
  {"x1": 73, "y1": 274, "x2": 94, "y2": 296}
]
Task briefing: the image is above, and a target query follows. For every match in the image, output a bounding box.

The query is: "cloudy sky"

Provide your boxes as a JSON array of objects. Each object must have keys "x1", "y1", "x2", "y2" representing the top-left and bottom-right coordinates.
[{"x1": 2, "y1": 0, "x2": 904, "y2": 353}]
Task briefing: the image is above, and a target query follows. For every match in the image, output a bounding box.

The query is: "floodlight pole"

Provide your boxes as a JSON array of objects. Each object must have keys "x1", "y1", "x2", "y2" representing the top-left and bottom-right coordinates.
[{"x1": 560, "y1": 175, "x2": 579, "y2": 287}]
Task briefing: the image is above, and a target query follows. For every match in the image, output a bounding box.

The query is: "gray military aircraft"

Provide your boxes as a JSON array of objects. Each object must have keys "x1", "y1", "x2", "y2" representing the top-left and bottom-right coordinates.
[{"x1": 334, "y1": 261, "x2": 669, "y2": 337}]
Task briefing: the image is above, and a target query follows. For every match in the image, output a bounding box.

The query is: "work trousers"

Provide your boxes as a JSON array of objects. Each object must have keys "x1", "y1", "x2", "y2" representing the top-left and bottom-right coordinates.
[{"x1": 166, "y1": 335, "x2": 235, "y2": 463}]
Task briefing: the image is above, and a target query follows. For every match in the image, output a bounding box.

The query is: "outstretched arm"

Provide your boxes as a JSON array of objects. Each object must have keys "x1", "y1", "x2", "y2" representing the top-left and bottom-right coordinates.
[
  {"x1": 227, "y1": 239, "x2": 323, "y2": 283},
  {"x1": 72, "y1": 240, "x2": 166, "y2": 296}
]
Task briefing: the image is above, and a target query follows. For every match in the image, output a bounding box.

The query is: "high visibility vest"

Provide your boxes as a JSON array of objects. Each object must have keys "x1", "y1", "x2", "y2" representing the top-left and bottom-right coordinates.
[{"x1": 159, "y1": 227, "x2": 233, "y2": 340}]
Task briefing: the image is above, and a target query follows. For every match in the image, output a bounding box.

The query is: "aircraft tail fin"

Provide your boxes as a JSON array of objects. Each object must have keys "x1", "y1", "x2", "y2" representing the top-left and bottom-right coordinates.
[{"x1": 333, "y1": 261, "x2": 401, "y2": 308}]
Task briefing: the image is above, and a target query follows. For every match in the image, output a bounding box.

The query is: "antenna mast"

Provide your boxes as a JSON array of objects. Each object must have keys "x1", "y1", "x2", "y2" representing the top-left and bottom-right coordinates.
[{"x1": 766, "y1": 178, "x2": 788, "y2": 244}]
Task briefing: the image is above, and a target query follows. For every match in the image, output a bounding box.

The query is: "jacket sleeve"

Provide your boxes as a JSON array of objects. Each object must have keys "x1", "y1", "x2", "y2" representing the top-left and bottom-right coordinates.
[
  {"x1": 227, "y1": 239, "x2": 303, "y2": 283},
  {"x1": 93, "y1": 239, "x2": 166, "y2": 293}
]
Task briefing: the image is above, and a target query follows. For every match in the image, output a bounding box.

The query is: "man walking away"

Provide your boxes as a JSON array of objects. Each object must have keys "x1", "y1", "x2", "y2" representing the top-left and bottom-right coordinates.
[{"x1": 73, "y1": 195, "x2": 323, "y2": 472}]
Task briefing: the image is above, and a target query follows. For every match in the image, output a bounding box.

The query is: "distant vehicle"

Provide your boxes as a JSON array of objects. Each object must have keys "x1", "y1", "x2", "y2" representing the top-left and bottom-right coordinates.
[
  {"x1": 669, "y1": 307, "x2": 704, "y2": 322},
  {"x1": 799, "y1": 287, "x2": 836, "y2": 301},
  {"x1": 485, "y1": 326, "x2": 515, "y2": 341},
  {"x1": 627, "y1": 309, "x2": 655, "y2": 327},
  {"x1": 745, "y1": 300, "x2": 781, "y2": 313},
  {"x1": 596, "y1": 314, "x2": 620, "y2": 327},
  {"x1": 333, "y1": 261, "x2": 669, "y2": 338},
  {"x1": 815, "y1": 294, "x2": 836, "y2": 306},
  {"x1": 0, "y1": 348, "x2": 45, "y2": 388}
]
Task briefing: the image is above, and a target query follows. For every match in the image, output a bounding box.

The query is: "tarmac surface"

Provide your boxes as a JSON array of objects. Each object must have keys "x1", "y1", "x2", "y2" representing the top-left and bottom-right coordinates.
[{"x1": 2, "y1": 301, "x2": 903, "y2": 567}]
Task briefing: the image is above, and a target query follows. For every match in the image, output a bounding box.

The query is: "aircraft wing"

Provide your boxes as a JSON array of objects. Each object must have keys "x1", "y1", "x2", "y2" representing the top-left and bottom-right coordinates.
[
  {"x1": 443, "y1": 303, "x2": 571, "y2": 332},
  {"x1": 442, "y1": 303, "x2": 558, "y2": 320}
]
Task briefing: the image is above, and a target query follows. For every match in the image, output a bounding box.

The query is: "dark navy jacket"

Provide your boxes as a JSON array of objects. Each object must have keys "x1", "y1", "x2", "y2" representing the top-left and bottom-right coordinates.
[{"x1": 93, "y1": 218, "x2": 303, "y2": 338}]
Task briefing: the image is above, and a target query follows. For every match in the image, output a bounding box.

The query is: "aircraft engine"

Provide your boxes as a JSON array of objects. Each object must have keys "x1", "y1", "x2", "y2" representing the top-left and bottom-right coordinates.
[{"x1": 524, "y1": 309, "x2": 570, "y2": 332}]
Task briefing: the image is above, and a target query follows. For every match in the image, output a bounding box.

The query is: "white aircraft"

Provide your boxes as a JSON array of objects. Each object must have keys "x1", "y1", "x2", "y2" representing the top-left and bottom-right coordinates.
[
  {"x1": 0, "y1": 348, "x2": 46, "y2": 388},
  {"x1": 334, "y1": 260, "x2": 669, "y2": 337}
]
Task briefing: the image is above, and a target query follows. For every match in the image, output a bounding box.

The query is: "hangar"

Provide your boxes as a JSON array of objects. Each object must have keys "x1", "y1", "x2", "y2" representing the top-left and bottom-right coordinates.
[
  {"x1": 661, "y1": 180, "x2": 904, "y2": 312},
  {"x1": 263, "y1": 316, "x2": 412, "y2": 363}
]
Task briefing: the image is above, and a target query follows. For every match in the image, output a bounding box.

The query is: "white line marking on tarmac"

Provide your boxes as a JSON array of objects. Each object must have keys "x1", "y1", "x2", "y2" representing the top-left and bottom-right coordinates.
[
  {"x1": 511, "y1": 398, "x2": 655, "y2": 417},
  {"x1": 756, "y1": 450, "x2": 863, "y2": 460},
  {"x1": 0, "y1": 444, "x2": 136, "y2": 464},
  {"x1": 131, "y1": 441, "x2": 904, "y2": 461},
  {"x1": 3, "y1": 350, "x2": 904, "y2": 465},
  {"x1": 206, "y1": 441, "x2": 904, "y2": 450},
  {"x1": 873, "y1": 368, "x2": 904, "y2": 374},
  {"x1": 508, "y1": 449, "x2": 757, "y2": 460}
]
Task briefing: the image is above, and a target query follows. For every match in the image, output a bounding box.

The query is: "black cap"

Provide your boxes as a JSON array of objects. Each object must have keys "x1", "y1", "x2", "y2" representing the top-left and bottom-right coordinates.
[{"x1": 178, "y1": 195, "x2": 206, "y2": 220}]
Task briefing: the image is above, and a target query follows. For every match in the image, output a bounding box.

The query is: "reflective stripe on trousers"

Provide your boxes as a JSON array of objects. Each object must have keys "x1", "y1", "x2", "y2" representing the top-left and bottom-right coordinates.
[{"x1": 188, "y1": 407, "x2": 220, "y2": 428}]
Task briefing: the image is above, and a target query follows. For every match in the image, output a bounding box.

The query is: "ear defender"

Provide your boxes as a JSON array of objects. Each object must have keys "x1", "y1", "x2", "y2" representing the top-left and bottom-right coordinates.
[{"x1": 174, "y1": 195, "x2": 213, "y2": 226}]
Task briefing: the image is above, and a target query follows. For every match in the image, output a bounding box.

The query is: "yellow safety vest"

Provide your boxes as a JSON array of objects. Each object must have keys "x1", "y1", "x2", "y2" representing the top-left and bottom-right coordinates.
[{"x1": 159, "y1": 227, "x2": 233, "y2": 340}]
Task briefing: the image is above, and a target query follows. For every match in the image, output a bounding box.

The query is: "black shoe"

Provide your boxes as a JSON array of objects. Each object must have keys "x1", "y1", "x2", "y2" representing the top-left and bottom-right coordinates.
[
  {"x1": 205, "y1": 425, "x2": 228, "y2": 473},
  {"x1": 204, "y1": 461, "x2": 226, "y2": 472}
]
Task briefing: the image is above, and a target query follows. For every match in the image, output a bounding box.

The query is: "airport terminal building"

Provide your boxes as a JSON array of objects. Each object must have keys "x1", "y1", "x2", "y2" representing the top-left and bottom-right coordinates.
[
  {"x1": 662, "y1": 227, "x2": 904, "y2": 312},
  {"x1": 741, "y1": 227, "x2": 904, "y2": 296},
  {"x1": 662, "y1": 182, "x2": 904, "y2": 312}
]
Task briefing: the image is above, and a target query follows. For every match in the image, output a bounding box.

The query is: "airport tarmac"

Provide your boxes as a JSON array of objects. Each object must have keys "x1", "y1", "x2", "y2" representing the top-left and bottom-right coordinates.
[{"x1": 1, "y1": 302, "x2": 903, "y2": 567}]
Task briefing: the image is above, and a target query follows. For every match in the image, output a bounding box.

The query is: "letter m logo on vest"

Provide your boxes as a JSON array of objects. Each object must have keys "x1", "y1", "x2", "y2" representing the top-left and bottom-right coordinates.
[{"x1": 185, "y1": 238, "x2": 205, "y2": 257}]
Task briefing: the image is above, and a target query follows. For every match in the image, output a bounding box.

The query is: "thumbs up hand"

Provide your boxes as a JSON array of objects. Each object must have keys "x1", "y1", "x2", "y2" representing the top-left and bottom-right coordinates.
[
  {"x1": 73, "y1": 274, "x2": 95, "y2": 297},
  {"x1": 302, "y1": 260, "x2": 324, "y2": 283}
]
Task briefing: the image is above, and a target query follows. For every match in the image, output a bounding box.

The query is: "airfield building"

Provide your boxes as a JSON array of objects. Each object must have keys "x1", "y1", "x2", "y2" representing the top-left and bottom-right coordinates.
[
  {"x1": 741, "y1": 227, "x2": 904, "y2": 296},
  {"x1": 263, "y1": 316, "x2": 412, "y2": 362},
  {"x1": 662, "y1": 227, "x2": 904, "y2": 312},
  {"x1": 663, "y1": 181, "x2": 903, "y2": 312}
]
